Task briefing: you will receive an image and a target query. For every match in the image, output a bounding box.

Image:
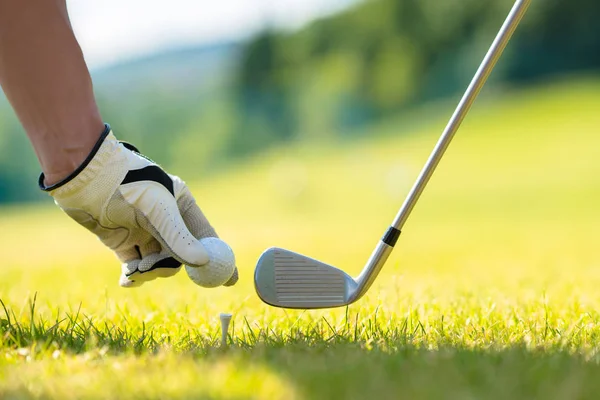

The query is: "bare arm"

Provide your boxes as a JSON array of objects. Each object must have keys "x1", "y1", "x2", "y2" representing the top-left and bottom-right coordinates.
[
  {"x1": 0, "y1": 0, "x2": 239, "y2": 288},
  {"x1": 0, "y1": 0, "x2": 104, "y2": 186}
]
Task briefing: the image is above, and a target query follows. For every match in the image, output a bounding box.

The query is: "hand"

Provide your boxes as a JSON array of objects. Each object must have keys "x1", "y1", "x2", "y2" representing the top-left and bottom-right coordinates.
[{"x1": 39, "y1": 124, "x2": 238, "y2": 288}]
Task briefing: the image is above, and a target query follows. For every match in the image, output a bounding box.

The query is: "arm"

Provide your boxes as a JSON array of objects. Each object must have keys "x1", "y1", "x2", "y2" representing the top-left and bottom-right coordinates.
[
  {"x1": 0, "y1": 0, "x2": 238, "y2": 288},
  {"x1": 0, "y1": 0, "x2": 103, "y2": 186}
]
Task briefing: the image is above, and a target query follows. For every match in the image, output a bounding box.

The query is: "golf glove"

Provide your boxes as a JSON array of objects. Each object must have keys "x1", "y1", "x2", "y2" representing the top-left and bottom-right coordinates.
[{"x1": 38, "y1": 123, "x2": 238, "y2": 288}]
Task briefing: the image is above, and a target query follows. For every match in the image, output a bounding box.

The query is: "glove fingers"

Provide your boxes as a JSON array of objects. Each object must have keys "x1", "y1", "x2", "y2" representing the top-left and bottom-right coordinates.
[
  {"x1": 222, "y1": 267, "x2": 238, "y2": 286},
  {"x1": 113, "y1": 236, "x2": 166, "y2": 265},
  {"x1": 176, "y1": 186, "x2": 218, "y2": 240},
  {"x1": 138, "y1": 239, "x2": 161, "y2": 258},
  {"x1": 177, "y1": 187, "x2": 240, "y2": 287},
  {"x1": 120, "y1": 252, "x2": 182, "y2": 288},
  {"x1": 119, "y1": 183, "x2": 210, "y2": 267}
]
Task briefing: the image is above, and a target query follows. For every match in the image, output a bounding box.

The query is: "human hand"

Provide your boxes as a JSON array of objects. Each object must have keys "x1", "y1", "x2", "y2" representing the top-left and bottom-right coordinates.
[{"x1": 39, "y1": 124, "x2": 238, "y2": 288}]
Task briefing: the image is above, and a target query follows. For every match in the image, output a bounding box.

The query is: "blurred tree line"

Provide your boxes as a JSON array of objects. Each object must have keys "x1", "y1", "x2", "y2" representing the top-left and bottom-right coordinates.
[
  {"x1": 1, "y1": 0, "x2": 599, "y2": 204},
  {"x1": 231, "y1": 0, "x2": 600, "y2": 149}
]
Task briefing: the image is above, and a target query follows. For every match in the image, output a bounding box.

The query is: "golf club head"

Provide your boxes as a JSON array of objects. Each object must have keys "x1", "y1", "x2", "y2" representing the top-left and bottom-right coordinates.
[{"x1": 254, "y1": 247, "x2": 358, "y2": 309}]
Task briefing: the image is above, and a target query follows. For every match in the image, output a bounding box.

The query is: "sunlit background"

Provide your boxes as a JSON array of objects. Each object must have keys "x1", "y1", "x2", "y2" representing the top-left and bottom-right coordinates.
[
  {"x1": 2, "y1": 0, "x2": 600, "y2": 300},
  {"x1": 1, "y1": 0, "x2": 598, "y2": 205},
  {"x1": 2, "y1": 0, "x2": 600, "y2": 316},
  {"x1": 67, "y1": 0, "x2": 357, "y2": 69},
  {"x1": 2, "y1": 1, "x2": 600, "y2": 397}
]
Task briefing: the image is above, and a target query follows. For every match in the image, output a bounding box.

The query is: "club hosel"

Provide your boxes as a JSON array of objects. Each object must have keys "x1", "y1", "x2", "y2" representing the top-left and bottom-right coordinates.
[{"x1": 350, "y1": 238, "x2": 395, "y2": 303}]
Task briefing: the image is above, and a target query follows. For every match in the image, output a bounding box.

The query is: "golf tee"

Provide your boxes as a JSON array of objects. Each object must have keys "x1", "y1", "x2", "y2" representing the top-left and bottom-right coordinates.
[{"x1": 219, "y1": 313, "x2": 232, "y2": 347}]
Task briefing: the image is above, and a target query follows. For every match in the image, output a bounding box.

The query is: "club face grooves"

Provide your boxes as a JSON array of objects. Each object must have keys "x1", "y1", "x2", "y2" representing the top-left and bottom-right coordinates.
[{"x1": 254, "y1": 248, "x2": 354, "y2": 309}]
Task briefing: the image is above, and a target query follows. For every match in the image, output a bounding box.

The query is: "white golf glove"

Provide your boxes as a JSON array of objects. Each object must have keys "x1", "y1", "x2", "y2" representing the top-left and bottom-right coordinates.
[{"x1": 38, "y1": 124, "x2": 238, "y2": 288}]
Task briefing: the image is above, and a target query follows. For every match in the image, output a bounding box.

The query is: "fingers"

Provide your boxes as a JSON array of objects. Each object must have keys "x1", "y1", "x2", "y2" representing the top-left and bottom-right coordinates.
[
  {"x1": 222, "y1": 267, "x2": 239, "y2": 286},
  {"x1": 119, "y1": 182, "x2": 210, "y2": 267},
  {"x1": 176, "y1": 182, "x2": 241, "y2": 287},
  {"x1": 176, "y1": 184, "x2": 240, "y2": 287},
  {"x1": 176, "y1": 185, "x2": 218, "y2": 240},
  {"x1": 120, "y1": 252, "x2": 182, "y2": 288}
]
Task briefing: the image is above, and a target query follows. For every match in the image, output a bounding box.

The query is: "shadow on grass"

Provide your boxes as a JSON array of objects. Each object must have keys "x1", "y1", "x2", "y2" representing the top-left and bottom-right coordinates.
[
  {"x1": 2, "y1": 296, "x2": 600, "y2": 399},
  {"x1": 237, "y1": 343, "x2": 600, "y2": 400}
]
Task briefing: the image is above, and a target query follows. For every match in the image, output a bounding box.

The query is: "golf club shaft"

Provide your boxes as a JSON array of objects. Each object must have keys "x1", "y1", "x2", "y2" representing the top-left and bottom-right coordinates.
[
  {"x1": 352, "y1": 0, "x2": 531, "y2": 301},
  {"x1": 391, "y1": 0, "x2": 531, "y2": 231}
]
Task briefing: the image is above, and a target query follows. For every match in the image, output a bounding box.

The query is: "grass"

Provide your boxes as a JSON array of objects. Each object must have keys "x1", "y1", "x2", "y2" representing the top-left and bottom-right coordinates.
[{"x1": 2, "y1": 75, "x2": 600, "y2": 399}]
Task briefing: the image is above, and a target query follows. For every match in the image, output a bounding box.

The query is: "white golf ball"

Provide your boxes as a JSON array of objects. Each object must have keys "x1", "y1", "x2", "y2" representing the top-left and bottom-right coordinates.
[{"x1": 185, "y1": 237, "x2": 236, "y2": 288}]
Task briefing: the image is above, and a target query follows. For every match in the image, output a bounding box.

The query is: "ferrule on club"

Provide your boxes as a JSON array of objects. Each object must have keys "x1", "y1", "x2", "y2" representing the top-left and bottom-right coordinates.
[{"x1": 350, "y1": 235, "x2": 396, "y2": 303}]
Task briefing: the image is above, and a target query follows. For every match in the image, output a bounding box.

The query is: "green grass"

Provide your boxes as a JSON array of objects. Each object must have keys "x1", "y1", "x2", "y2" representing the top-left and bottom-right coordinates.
[{"x1": 2, "y1": 75, "x2": 600, "y2": 399}]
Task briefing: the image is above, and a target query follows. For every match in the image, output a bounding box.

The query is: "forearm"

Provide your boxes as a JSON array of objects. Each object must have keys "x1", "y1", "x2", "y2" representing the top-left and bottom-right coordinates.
[{"x1": 0, "y1": 0, "x2": 104, "y2": 186}]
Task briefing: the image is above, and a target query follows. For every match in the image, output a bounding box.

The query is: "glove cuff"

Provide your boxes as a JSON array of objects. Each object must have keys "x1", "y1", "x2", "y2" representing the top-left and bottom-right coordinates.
[{"x1": 38, "y1": 123, "x2": 114, "y2": 193}]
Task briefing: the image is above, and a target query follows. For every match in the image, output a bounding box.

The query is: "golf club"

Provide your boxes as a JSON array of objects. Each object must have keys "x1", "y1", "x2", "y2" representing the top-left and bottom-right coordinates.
[{"x1": 254, "y1": 0, "x2": 532, "y2": 309}]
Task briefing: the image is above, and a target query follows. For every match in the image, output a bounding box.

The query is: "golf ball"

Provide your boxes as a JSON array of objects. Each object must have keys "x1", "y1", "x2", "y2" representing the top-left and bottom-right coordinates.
[{"x1": 185, "y1": 237, "x2": 236, "y2": 288}]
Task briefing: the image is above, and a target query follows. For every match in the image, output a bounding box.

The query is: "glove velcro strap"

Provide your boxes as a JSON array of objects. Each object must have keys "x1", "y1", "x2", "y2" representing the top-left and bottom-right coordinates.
[{"x1": 38, "y1": 123, "x2": 112, "y2": 192}]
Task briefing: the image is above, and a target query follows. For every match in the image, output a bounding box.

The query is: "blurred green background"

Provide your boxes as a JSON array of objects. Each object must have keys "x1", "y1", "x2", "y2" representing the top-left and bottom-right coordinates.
[
  {"x1": 0, "y1": 0, "x2": 599, "y2": 204},
  {"x1": 2, "y1": 2, "x2": 600, "y2": 397}
]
